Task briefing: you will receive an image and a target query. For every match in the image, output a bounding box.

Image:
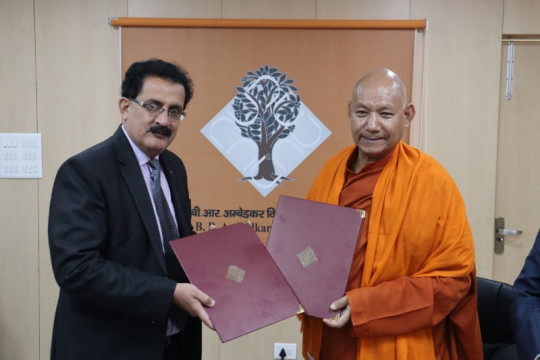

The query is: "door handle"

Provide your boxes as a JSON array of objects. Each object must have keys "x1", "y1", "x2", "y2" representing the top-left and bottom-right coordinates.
[
  {"x1": 495, "y1": 217, "x2": 523, "y2": 254},
  {"x1": 497, "y1": 228, "x2": 523, "y2": 236}
]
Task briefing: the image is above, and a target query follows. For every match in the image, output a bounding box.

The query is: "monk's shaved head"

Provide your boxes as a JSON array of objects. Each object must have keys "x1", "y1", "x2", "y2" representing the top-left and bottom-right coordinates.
[{"x1": 352, "y1": 68, "x2": 407, "y2": 109}]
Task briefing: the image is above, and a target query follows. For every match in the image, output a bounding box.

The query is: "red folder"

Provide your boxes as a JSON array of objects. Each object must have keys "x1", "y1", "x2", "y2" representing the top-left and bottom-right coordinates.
[
  {"x1": 170, "y1": 222, "x2": 300, "y2": 343},
  {"x1": 170, "y1": 195, "x2": 364, "y2": 342},
  {"x1": 266, "y1": 195, "x2": 365, "y2": 319}
]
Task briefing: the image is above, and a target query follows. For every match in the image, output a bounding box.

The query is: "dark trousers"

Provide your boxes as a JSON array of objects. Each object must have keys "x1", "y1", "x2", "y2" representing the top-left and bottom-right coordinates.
[
  {"x1": 162, "y1": 316, "x2": 202, "y2": 360},
  {"x1": 163, "y1": 332, "x2": 184, "y2": 360}
]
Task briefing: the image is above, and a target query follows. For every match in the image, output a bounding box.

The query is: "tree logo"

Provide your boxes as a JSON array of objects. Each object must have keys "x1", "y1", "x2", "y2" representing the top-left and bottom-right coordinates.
[
  {"x1": 233, "y1": 65, "x2": 299, "y2": 184},
  {"x1": 201, "y1": 65, "x2": 330, "y2": 197}
]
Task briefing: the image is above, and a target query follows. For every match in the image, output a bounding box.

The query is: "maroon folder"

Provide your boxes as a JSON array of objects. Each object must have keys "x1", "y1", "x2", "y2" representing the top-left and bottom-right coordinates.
[
  {"x1": 170, "y1": 196, "x2": 364, "y2": 342},
  {"x1": 266, "y1": 195, "x2": 365, "y2": 319},
  {"x1": 170, "y1": 222, "x2": 300, "y2": 343}
]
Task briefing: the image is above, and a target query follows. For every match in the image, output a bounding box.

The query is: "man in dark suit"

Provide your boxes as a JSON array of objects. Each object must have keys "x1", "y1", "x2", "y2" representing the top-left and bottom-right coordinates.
[
  {"x1": 48, "y1": 59, "x2": 214, "y2": 360},
  {"x1": 512, "y1": 228, "x2": 540, "y2": 360}
]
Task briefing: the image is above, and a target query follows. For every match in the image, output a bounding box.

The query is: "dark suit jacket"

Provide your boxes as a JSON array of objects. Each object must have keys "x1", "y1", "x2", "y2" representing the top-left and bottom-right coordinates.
[
  {"x1": 512, "y1": 228, "x2": 540, "y2": 360},
  {"x1": 48, "y1": 125, "x2": 201, "y2": 360}
]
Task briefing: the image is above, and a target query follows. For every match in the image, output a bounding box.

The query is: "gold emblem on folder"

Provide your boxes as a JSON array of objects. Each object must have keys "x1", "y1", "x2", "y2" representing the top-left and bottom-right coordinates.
[
  {"x1": 226, "y1": 265, "x2": 246, "y2": 283},
  {"x1": 297, "y1": 246, "x2": 318, "y2": 268},
  {"x1": 356, "y1": 209, "x2": 366, "y2": 218}
]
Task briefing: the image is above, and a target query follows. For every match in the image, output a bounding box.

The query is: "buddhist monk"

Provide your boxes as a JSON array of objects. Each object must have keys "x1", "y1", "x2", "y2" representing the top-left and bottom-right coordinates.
[{"x1": 300, "y1": 68, "x2": 483, "y2": 360}]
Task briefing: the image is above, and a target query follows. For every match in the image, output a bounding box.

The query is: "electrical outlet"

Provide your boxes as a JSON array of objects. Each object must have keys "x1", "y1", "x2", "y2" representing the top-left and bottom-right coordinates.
[{"x1": 273, "y1": 342, "x2": 297, "y2": 359}]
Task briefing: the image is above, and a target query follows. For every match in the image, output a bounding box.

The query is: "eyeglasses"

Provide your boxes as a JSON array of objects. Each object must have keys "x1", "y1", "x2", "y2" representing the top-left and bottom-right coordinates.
[{"x1": 127, "y1": 98, "x2": 187, "y2": 121}]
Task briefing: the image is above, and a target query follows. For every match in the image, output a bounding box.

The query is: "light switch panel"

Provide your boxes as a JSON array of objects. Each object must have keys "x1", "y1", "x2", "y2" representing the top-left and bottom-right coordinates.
[{"x1": 0, "y1": 133, "x2": 42, "y2": 178}]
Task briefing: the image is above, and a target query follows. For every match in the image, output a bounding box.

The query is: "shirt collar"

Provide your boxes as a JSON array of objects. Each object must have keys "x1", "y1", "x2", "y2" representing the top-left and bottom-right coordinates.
[{"x1": 121, "y1": 124, "x2": 157, "y2": 166}]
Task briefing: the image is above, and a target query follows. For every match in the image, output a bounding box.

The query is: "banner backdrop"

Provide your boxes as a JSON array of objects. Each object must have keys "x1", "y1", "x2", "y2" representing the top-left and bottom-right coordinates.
[{"x1": 120, "y1": 22, "x2": 416, "y2": 243}]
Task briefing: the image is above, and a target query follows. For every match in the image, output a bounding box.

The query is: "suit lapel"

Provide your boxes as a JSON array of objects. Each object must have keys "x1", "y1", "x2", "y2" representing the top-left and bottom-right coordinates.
[{"x1": 112, "y1": 127, "x2": 167, "y2": 273}]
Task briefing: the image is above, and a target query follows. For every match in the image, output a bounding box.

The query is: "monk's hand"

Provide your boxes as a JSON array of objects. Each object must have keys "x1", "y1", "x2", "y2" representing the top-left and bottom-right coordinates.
[
  {"x1": 323, "y1": 295, "x2": 350, "y2": 329},
  {"x1": 174, "y1": 283, "x2": 216, "y2": 330}
]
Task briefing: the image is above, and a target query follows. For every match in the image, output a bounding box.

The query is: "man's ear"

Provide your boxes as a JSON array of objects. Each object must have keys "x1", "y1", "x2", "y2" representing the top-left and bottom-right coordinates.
[
  {"x1": 403, "y1": 103, "x2": 415, "y2": 127},
  {"x1": 119, "y1": 98, "x2": 130, "y2": 120}
]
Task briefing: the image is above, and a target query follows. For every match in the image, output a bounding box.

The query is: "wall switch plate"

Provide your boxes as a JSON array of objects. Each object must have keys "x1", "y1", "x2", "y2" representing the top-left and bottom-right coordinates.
[
  {"x1": 273, "y1": 342, "x2": 297, "y2": 359},
  {"x1": 0, "y1": 133, "x2": 42, "y2": 178}
]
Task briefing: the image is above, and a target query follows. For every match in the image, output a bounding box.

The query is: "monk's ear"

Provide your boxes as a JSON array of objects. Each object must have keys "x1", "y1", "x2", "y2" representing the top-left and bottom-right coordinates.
[{"x1": 403, "y1": 103, "x2": 415, "y2": 127}]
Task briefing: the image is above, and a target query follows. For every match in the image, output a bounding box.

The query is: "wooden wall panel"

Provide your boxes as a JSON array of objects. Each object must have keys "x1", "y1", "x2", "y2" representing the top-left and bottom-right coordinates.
[
  {"x1": 128, "y1": 0, "x2": 221, "y2": 18},
  {"x1": 0, "y1": 1, "x2": 37, "y2": 128},
  {"x1": 503, "y1": 0, "x2": 540, "y2": 34},
  {"x1": 34, "y1": 1, "x2": 126, "y2": 358},
  {"x1": 222, "y1": 0, "x2": 316, "y2": 18},
  {"x1": 0, "y1": 1, "x2": 39, "y2": 359},
  {"x1": 410, "y1": 0, "x2": 504, "y2": 278},
  {"x1": 316, "y1": 0, "x2": 409, "y2": 19}
]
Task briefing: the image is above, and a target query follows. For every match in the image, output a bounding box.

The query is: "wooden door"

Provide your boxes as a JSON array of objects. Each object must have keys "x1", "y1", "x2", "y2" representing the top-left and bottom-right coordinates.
[{"x1": 493, "y1": 41, "x2": 540, "y2": 284}]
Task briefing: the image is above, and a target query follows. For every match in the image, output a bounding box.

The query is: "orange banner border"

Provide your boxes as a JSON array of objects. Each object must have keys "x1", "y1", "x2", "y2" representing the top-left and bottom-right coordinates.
[{"x1": 109, "y1": 17, "x2": 427, "y2": 30}]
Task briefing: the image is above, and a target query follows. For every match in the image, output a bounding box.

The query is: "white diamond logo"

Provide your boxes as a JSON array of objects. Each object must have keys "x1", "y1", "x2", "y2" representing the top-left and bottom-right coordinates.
[{"x1": 201, "y1": 65, "x2": 331, "y2": 197}]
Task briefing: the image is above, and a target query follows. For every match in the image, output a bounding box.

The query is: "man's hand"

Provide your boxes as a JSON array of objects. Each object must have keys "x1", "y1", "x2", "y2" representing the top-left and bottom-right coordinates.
[
  {"x1": 173, "y1": 283, "x2": 215, "y2": 330},
  {"x1": 322, "y1": 295, "x2": 351, "y2": 329}
]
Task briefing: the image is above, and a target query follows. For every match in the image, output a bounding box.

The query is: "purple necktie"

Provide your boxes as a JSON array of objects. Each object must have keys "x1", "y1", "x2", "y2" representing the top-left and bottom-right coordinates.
[{"x1": 148, "y1": 158, "x2": 179, "y2": 243}]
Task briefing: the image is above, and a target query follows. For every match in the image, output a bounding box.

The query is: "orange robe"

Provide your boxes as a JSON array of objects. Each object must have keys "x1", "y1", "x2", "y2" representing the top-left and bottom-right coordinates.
[{"x1": 300, "y1": 142, "x2": 482, "y2": 360}]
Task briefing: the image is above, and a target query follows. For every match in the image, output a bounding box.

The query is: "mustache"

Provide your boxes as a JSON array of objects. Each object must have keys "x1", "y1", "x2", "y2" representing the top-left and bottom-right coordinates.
[{"x1": 149, "y1": 125, "x2": 172, "y2": 137}]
